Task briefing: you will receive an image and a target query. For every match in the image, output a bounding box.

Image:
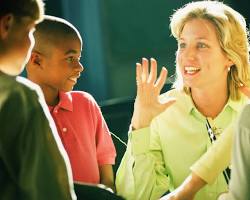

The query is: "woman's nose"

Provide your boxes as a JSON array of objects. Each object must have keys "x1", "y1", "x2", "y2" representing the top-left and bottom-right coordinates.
[{"x1": 183, "y1": 46, "x2": 196, "y2": 61}]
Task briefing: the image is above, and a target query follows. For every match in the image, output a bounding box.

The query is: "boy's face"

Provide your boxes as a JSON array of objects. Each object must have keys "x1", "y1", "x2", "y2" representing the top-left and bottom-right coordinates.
[
  {"x1": 1, "y1": 17, "x2": 36, "y2": 76},
  {"x1": 41, "y1": 36, "x2": 83, "y2": 92}
]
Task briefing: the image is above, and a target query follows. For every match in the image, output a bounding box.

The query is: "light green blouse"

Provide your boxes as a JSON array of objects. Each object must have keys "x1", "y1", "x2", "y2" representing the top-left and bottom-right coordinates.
[{"x1": 116, "y1": 89, "x2": 247, "y2": 200}]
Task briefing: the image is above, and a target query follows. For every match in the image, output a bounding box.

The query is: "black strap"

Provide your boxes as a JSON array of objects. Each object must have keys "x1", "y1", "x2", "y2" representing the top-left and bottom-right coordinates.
[{"x1": 205, "y1": 119, "x2": 231, "y2": 184}]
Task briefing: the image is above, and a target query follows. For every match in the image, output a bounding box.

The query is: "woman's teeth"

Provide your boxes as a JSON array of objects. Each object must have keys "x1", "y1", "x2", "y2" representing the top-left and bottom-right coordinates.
[{"x1": 185, "y1": 66, "x2": 200, "y2": 74}]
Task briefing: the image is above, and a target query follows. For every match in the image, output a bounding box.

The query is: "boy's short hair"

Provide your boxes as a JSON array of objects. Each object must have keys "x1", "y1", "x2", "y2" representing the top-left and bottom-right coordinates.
[
  {"x1": 33, "y1": 15, "x2": 82, "y2": 54},
  {"x1": 0, "y1": 0, "x2": 44, "y2": 22},
  {"x1": 35, "y1": 15, "x2": 82, "y2": 42}
]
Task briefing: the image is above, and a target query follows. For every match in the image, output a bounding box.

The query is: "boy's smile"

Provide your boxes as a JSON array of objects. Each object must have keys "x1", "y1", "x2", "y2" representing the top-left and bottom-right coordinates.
[
  {"x1": 42, "y1": 36, "x2": 83, "y2": 93},
  {"x1": 68, "y1": 75, "x2": 80, "y2": 84}
]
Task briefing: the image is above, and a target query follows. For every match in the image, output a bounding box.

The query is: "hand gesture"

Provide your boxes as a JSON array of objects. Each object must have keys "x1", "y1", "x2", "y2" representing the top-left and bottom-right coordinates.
[{"x1": 131, "y1": 58, "x2": 176, "y2": 130}]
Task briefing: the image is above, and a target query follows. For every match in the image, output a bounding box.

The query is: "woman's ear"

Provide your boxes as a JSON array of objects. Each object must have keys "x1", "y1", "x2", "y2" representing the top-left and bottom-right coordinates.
[
  {"x1": 0, "y1": 14, "x2": 14, "y2": 39},
  {"x1": 227, "y1": 58, "x2": 234, "y2": 69}
]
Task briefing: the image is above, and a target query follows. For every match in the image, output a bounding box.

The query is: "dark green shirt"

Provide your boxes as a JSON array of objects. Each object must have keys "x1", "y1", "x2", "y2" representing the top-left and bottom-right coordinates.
[{"x1": 0, "y1": 73, "x2": 75, "y2": 200}]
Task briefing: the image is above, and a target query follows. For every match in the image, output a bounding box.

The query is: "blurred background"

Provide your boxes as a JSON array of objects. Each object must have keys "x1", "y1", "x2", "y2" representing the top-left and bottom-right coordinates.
[{"x1": 30, "y1": 0, "x2": 250, "y2": 172}]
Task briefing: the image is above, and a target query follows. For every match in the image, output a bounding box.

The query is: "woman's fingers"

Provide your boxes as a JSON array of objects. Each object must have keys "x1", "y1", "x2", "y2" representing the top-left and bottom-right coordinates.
[
  {"x1": 138, "y1": 57, "x2": 166, "y2": 85},
  {"x1": 148, "y1": 58, "x2": 157, "y2": 84},
  {"x1": 133, "y1": 58, "x2": 174, "y2": 129},
  {"x1": 142, "y1": 58, "x2": 149, "y2": 82},
  {"x1": 136, "y1": 57, "x2": 169, "y2": 95},
  {"x1": 136, "y1": 63, "x2": 142, "y2": 85},
  {"x1": 136, "y1": 63, "x2": 143, "y2": 95},
  {"x1": 155, "y1": 67, "x2": 167, "y2": 92}
]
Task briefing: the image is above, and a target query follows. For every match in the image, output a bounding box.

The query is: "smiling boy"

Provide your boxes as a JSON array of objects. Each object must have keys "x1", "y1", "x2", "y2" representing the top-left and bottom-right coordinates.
[{"x1": 26, "y1": 15, "x2": 116, "y2": 191}]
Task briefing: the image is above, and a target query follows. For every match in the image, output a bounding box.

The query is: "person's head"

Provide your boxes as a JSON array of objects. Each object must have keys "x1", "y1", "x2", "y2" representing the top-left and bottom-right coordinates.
[
  {"x1": 0, "y1": 0, "x2": 44, "y2": 76},
  {"x1": 170, "y1": 1, "x2": 250, "y2": 100},
  {"x1": 26, "y1": 15, "x2": 83, "y2": 93}
]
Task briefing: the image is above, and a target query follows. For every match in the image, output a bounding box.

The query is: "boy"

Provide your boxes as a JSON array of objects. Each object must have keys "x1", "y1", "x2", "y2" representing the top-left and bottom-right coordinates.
[
  {"x1": 0, "y1": 1, "x2": 76, "y2": 199},
  {"x1": 26, "y1": 15, "x2": 116, "y2": 190}
]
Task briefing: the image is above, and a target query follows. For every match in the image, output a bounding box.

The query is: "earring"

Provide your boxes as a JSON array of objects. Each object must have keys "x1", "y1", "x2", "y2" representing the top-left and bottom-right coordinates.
[{"x1": 227, "y1": 67, "x2": 230, "y2": 72}]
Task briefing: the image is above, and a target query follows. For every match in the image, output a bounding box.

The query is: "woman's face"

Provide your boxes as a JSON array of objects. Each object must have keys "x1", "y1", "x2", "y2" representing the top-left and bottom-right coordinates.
[{"x1": 176, "y1": 18, "x2": 232, "y2": 90}]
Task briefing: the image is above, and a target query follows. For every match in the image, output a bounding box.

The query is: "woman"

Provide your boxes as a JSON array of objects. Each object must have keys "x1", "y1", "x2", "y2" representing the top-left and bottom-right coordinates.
[{"x1": 116, "y1": 1, "x2": 250, "y2": 200}]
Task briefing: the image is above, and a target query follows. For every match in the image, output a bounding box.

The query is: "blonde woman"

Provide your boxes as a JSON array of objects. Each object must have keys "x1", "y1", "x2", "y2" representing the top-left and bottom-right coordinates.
[{"x1": 116, "y1": 1, "x2": 250, "y2": 200}]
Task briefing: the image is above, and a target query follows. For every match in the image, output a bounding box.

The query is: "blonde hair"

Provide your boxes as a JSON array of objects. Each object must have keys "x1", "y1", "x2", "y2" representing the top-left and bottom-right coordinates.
[{"x1": 170, "y1": 1, "x2": 250, "y2": 100}]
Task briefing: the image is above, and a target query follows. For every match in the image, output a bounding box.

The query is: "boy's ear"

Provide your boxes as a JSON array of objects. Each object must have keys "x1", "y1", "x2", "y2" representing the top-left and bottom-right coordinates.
[
  {"x1": 30, "y1": 52, "x2": 43, "y2": 68},
  {"x1": 0, "y1": 14, "x2": 14, "y2": 39}
]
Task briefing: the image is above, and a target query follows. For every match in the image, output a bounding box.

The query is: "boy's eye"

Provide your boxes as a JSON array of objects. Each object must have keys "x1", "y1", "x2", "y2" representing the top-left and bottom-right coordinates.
[{"x1": 66, "y1": 57, "x2": 75, "y2": 63}]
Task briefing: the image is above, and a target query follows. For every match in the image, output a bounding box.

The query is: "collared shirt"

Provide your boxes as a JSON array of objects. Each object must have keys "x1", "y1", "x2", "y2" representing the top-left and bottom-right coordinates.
[
  {"x1": 116, "y1": 89, "x2": 247, "y2": 200},
  {"x1": 0, "y1": 74, "x2": 76, "y2": 200},
  {"x1": 190, "y1": 96, "x2": 248, "y2": 184},
  {"x1": 49, "y1": 91, "x2": 116, "y2": 183}
]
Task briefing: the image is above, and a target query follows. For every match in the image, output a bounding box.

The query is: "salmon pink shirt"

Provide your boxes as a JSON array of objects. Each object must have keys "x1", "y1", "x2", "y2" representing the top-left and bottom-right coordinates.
[{"x1": 49, "y1": 91, "x2": 116, "y2": 184}]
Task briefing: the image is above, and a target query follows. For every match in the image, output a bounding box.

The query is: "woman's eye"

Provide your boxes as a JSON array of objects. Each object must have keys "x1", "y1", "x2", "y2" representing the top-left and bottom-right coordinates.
[
  {"x1": 197, "y1": 42, "x2": 207, "y2": 48},
  {"x1": 178, "y1": 43, "x2": 186, "y2": 48}
]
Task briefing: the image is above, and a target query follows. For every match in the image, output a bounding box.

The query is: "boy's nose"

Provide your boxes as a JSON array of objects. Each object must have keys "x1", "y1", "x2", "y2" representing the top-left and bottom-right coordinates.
[{"x1": 75, "y1": 62, "x2": 84, "y2": 73}]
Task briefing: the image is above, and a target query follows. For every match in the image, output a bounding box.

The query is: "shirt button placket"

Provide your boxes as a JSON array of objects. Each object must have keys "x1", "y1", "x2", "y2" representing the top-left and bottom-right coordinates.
[{"x1": 62, "y1": 127, "x2": 67, "y2": 133}]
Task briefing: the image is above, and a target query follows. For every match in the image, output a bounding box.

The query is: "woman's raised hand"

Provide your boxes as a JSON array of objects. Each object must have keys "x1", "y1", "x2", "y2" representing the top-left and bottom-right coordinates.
[{"x1": 131, "y1": 58, "x2": 176, "y2": 130}]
